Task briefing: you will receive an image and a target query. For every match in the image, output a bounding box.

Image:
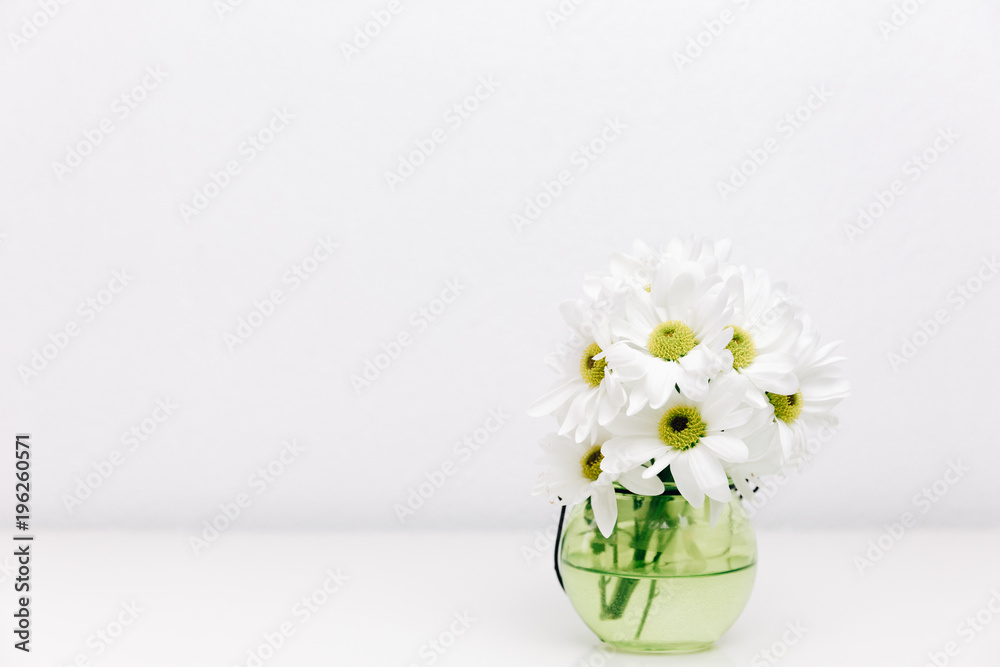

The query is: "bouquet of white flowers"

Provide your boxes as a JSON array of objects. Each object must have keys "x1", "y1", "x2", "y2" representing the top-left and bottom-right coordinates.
[{"x1": 530, "y1": 237, "x2": 850, "y2": 537}]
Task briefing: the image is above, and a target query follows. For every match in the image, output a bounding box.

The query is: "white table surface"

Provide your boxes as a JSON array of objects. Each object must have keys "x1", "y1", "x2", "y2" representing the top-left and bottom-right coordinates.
[{"x1": 6, "y1": 529, "x2": 999, "y2": 666}]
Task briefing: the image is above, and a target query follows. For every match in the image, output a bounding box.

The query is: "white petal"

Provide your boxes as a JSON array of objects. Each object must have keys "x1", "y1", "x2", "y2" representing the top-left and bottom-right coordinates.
[
  {"x1": 608, "y1": 252, "x2": 638, "y2": 280},
  {"x1": 744, "y1": 424, "x2": 781, "y2": 463},
  {"x1": 608, "y1": 375, "x2": 628, "y2": 405},
  {"x1": 597, "y1": 392, "x2": 623, "y2": 425},
  {"x1": 745, "y1": 352, "x2": 799, "y2": 394},
  {"x1": 603, "y1": 409, "x2": 658, "y2": 435},
  {"x1": 642, "y1": 448, "x2": 680, "y2": 478},
  {"x1": 801, "y1": 377, "x2": 851, "y2": 400},
  {"x1": 701, "y1": 389, "x2": 744, "y2": 426},
  {"x1": 708, "y1": 497, "x2": 726, "y2": 527},
  {"x1": 713, "y1": 407, "x2": 755, "y2": 432},
  {"x1": 559, "y1": 389, "x2": 597, "y2": 436},
  {"x1": 527, "y1": 379, "x2": 580, "y2": 417},
  {"x1": 601, "y1": 437, "x2": 665, "y2": 472},
  {"x1": 777, "y1": 421, "x2": 796, "y2": 459},
  {"x1": 627, "y1": 288, "x2": 662, "y2": 331},
  {"x1": 573, "y1": 419, "x2": 595, "y2": 444},
  {"x1": 729, "y1": 402, "x2": 776, "y2": 439},
  {"x1": 754, "y1": 307, "x2": 796, "y2": 349},
  {"x1": 663, "y1": 270, "x2": 696, "y2": 309},
  {"x1": 743, "y1": 386, "x2": 769, "y2": 408},
  {"x1": 593, "y1": 324, "x2": 615, "y2": 351},
  {"x1": 625, "y1": 381, "x2": 649, "y2": 415},
  {"x1": 689, "y1": 447, "x2": 732, "y2": 502},
  {"x1": 669, "y1": 452, "x2": 705, "y2": 508},
  {"x1": 700, "y1": 434, "x2": 749, "y2": 462},
  {"x1": 620, "y1": 467, "x2": 665, "y2": 495},
  {"x1": 591, "y1": 486, "x2": 618, "y2": 538},
  {"x1": 603, "y1": 343, "x2": 649, "y2": 380},
  {"x1": 645, "y1": 362, "x2": 679, "y2": 409},
  {"x1": 676, "y1": 368, "x2": 710, "y2": 402},
  {"x1": 691, "y1": 286, "x2": 731, "y2": 335}
]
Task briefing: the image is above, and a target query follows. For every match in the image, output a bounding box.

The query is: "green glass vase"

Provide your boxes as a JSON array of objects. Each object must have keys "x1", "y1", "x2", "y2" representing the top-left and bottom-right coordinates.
[{"x1": 558, "y1": 488, "x2": 757, "y2": 654}]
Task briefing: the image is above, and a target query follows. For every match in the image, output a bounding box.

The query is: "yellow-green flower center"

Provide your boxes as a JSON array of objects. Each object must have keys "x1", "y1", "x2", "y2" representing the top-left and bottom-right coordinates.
[
  {"x1": 647, "y1": 320, "x2": 698, "y2": 362},
  {"x1": 580, "y1": 445, "x2": 604, "y2": 481},
  {"x1": 579, "y1": 343, "x2": 607, "y2": 388},
  {"x1": 726, "y1": 325, "x2": 757, "y2": 370},
  {"x1": 643, "y1": 283, "x2": 652, "y2": 293},
  {"x1": 657, "y1": 405, "x2": 707, "y2": 451},
  {"x1": 767, "y1": 391, "x2": 804, "y2": 424}
]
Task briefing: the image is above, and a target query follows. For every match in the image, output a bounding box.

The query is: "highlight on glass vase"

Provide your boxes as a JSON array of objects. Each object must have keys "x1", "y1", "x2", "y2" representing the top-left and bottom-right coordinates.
[{"x1": 529, "y1": 237, "x2": 849, "y2": 654}]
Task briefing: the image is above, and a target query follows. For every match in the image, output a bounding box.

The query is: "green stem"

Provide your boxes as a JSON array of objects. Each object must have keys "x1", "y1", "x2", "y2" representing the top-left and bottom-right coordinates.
[
  {"x1": 599, "y1": 495, "x2": 670, "y2": 621},
  {"x1": 634, "y1": 527, "x2": 678, "y2": 638},
  {"x1": 635, "y1": 580, "x2": 659, "y2": 639},
  {"x1": 601, "y1": 576, "x2": 640, "y2": 620}
]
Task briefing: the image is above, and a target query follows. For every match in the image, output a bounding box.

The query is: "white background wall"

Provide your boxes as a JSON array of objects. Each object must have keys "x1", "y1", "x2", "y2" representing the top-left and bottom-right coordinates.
[{"x1": 2, "y1": 0, "x2": 999, "y2": 533}]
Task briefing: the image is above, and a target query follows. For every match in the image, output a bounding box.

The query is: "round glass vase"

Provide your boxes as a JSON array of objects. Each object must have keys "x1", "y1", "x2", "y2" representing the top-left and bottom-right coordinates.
[{"x1": 558, "y1": 488, "x2": 757, "y2": 654}]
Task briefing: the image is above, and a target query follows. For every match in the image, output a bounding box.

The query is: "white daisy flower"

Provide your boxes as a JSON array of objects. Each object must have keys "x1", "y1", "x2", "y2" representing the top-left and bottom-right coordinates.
[
  {"x1": 661, "y1": 235, "x2": 733, "y2": 271},
  {"x1": 603, "y1": 261, "x2": 735, "y2": 412},
  {"x1": 755, "y1": 319, "x2": 849, "y2": 464},
  {"x1": 583, "y1": 236, "x2": 735, "y2": 300},
  {"x1": 528, "y1": 299, "x2": 628, "y2": 442},
  {"x1": 601, "y1": 374, "x2": 767, "y2": 509},
  {"x1": 534, "y1": 433, "x2": 665, "y2": 537},
  {"x1": 721, "y1": 266, "x2": 803, "y2": 400},
  {"x1": 583, "y1": 239, "x2": 662, "y2": 299}
]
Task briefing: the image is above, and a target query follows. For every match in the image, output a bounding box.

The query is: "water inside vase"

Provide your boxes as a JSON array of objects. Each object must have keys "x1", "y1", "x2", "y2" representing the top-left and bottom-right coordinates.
[{"x1": 560, "y1": 561, "x2": 757, "y2": 653}]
